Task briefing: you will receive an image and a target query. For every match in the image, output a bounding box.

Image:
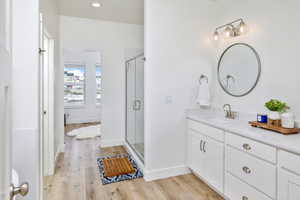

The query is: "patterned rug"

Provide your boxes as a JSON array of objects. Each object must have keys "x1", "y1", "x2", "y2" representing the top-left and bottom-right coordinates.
[{"x1": 97, "y1": 154, "x2": 143, "y2": 185}]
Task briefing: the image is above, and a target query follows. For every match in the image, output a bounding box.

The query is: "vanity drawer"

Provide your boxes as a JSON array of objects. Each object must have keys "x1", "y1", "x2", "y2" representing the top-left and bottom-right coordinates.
[
  {"x1": 226, "y1": 146, "x2": 276, "y2": 198},
  {"x1": 188, "y1": 119, "x2": 224, "y2": 142},
  {"x1": 225, "y1": 173, "x2": 272, "y2": 200},
  {"x1": 226, "y1": 132, "x2": 277, "y2": 164},
  {"x1": 279, "y1": 150, "x2": 300, "y2": 174}
]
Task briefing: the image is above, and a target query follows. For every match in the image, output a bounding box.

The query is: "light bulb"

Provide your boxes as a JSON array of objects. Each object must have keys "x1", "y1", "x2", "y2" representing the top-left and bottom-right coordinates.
[
  {"x1": 213, "y1": 30, "x2": 219, "y2": 41},
  {"x1": 224, "y1": 26, "x2": 234, "y2": 38},
  {"x1": 238, "y1": 21, "x2": 248, "y2": 34}
]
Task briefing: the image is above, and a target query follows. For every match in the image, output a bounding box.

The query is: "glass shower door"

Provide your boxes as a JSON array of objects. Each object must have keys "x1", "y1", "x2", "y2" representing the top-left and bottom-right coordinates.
[
  {"x1": 134, "y1": 56, "x2": 144, "y2": 158},
  {"x1": 126, "y1": 59, "x2": 136, "y2": 150},
  {"x1": 126, "y1": 55, "x2": 144, "y2": 161}
]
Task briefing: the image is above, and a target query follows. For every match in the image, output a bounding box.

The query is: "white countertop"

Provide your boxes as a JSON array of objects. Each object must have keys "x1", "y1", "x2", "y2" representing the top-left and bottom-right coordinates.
[{"x1": 186, "y1": 109, "x2": 300, "y2": 156}]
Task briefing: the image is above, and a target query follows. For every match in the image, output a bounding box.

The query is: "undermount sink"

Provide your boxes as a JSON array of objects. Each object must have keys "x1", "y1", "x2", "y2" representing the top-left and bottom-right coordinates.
[{"x1": 207, "y1": 117, "x2": 235, "y2": 123}]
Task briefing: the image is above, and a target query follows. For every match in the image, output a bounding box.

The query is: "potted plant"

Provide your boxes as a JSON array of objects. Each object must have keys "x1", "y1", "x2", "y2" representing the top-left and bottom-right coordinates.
[{"x1": 265, "y1": 99, "x2": 288, "y2": 120}]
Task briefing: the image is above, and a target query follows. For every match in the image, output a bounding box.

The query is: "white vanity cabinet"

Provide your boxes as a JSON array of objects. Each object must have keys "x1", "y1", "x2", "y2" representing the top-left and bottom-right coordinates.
[
  {"x1": 186, "y1": 117, "x2": 300, "y2": 200},
  {"x1": 187, "y1": 120, "x2": 224, "y2": 193}
]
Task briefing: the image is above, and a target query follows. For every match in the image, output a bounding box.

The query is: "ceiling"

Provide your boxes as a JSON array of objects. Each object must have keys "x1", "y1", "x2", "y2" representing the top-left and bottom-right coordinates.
[{"x1": 59, "y1": 0, "x2": 144, "y2": 25}]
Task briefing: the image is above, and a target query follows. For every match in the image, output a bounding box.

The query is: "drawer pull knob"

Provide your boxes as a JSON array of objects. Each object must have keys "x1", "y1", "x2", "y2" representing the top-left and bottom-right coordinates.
[
  {"x1": 242, "y1": 166, "x2": 251, "y2": 174},
  {"x1": 242, "y1": 144, "x2": 251, "y2": 151},
  {"x1": 242, "y1": 196, "x2": 248, "y2": 200}
]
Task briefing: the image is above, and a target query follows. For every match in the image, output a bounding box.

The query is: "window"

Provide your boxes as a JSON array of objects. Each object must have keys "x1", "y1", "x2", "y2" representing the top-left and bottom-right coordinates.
[
  {"x1": 96, "y1": 65, "x2": 102, "y2": 104},
  {"x1": 64, "y1": 65, "x2": 85, "y2": 105}
]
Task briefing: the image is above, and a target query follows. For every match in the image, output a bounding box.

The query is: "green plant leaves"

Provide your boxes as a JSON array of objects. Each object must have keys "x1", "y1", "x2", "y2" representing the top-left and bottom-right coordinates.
[{"x1": 265, "y1": 99, "x2": 287, "y2": 112}]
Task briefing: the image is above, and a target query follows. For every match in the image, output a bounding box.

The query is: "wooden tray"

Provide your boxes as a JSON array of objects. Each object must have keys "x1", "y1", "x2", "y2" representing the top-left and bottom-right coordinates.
[{"x1": 249, "y1": 121, "x2": 300, "y2": 135}]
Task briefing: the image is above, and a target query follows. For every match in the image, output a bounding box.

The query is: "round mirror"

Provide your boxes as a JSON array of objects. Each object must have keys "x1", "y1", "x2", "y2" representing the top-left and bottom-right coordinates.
[{"x1": 218, "y1": 43, "x2": 261, "y2": 97}]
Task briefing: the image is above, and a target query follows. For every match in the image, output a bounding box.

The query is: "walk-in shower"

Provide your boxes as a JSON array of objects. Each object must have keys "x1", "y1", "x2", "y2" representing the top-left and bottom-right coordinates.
[{"x1": 125, "y1": 54, "x2": 144, "y2": 162}]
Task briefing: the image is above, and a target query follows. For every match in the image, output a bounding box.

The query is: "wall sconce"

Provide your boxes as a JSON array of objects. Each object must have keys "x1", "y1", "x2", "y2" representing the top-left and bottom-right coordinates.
[{"x1": 213, "y1": 19, "x2": 248, "y2": 41}]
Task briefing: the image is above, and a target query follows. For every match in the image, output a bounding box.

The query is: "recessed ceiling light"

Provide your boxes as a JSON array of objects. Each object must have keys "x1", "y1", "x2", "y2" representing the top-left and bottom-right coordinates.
[{"x1": 91, "y1": 1, "x2": 102, "y2": 7}]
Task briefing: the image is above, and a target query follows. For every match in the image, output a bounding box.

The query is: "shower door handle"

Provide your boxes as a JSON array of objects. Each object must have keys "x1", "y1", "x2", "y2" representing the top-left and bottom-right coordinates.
[
  {"x1": 132, "y1": 100, "x2": 137, "y2": 110},
  {"x1": 133, "y1": 100, "x2": 142, "y2": 111},
  {"x1": 136, "y1": 100, "x2": 142, "y2": 111}
]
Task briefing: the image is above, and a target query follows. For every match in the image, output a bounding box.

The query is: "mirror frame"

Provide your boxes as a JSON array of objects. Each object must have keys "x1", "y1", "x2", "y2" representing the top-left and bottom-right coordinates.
[{"x1": 217, "y1": 43, "x2": 261, "y2": 97}]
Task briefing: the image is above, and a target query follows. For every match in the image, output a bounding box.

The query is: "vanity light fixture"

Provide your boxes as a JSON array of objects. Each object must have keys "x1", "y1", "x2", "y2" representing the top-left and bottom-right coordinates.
[
  {"x1": 91, "y1": 1, "x2": 102, "y2": 7},
  {"x1": 213, "y1": 19, "x2": 248, "y2": 41}
]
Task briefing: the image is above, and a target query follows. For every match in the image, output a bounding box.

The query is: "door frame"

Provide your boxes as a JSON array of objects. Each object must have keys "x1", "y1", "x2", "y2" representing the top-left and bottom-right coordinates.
[
  {"x1": 0, "y1": 0, "x2": 12, "y2": 198},
  {"x1": 39, "y1": 16, "x2": 55, "y2": 177}
]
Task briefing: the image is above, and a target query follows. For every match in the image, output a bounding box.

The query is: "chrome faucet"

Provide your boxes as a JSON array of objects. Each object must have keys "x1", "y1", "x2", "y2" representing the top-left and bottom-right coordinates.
[{"x1": 223, "y1": 104, "x2": 237, "y2": 119}]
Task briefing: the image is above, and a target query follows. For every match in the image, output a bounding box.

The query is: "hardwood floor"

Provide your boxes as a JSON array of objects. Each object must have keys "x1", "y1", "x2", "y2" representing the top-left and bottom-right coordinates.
[{"x1": 44, "y1": 123, "x2": 224, "y2": 200}]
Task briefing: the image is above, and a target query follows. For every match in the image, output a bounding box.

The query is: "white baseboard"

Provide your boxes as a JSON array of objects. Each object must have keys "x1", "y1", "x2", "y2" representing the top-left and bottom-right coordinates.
[
  {"x1": 100, "y1": 139, "x2": 124, "y2": 148},
  {"x1": 144, "y1": 165, "x2": 191, "y2": 181},
  {"x1": 67, "y1": 118, "x2": 101, "y2": 125}
]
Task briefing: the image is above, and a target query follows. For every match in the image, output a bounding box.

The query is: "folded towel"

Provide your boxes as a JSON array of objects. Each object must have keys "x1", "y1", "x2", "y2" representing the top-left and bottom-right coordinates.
[{"x1": 196, "y1": 81, "x2": 210, "y2": 107}]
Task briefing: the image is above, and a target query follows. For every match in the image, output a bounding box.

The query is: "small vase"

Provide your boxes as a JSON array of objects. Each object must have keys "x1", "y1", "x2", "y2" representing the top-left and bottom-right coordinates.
[{"x1": 268, "y1": 111, "x2": 280, "y2": 120}]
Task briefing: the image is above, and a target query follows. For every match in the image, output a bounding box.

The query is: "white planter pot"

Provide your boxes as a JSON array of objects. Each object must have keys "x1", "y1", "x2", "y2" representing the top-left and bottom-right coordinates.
[{"x1": 268, "y1": 111, "x2": 281, "y2": 120}]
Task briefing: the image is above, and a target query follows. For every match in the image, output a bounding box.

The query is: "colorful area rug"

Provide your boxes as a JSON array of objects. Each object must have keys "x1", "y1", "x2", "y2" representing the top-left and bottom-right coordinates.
[{"x1": 97, "y1": 154, "x2": 143, "y2": 185}]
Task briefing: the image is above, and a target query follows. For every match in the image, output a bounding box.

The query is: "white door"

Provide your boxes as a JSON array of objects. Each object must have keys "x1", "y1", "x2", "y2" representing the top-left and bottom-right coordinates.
[
  {"x1": 202, "y1": 136, "x2": 224, "y2": 193},
  {"x1": 0, "y1": 0, "x2": 28, "y2": 199},
  {"x1": 187, "y1": 131, "x2": 205, "y2": 174},
  {"x1": 278, "y1": 169, "x2": 300, "y2": 200}
]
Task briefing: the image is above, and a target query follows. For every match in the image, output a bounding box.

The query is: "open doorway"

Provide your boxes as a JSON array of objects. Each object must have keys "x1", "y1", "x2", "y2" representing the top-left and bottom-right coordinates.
[
  {"x1": 41, "y1": 0, "x2": 145, "y2": 198},
  {"x1": 63, "y1": 50, "x2": 102, "y2": 138}
]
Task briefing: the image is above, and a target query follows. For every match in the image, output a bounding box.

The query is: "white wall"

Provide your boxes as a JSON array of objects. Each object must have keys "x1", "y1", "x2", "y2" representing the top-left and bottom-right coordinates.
[
  {"x1": 40, "y1": 0, "x2": 64, "y2": 162},
  {"x1": 64, "y1": 51, "x2": 102, "y2": 124},
  {"x1": 144, "y1": 0, "x2": 300, "y2": 180},
  {"x1": 60, "y1": 16, "x2": 144, "y2": 146},
  {"x1": 12, "y1": 0, "x2": 40, "y2": 199},
  {"x1": 144, "y1": 0, "x2": 218, "y2": 177},
  {"x1": 212, "y1": 0, "x2": 300, "y2": 120}
]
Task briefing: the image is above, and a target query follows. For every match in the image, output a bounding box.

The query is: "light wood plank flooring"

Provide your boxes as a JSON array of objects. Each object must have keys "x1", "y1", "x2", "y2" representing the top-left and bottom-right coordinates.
[{"x1": 44, "y1": 123, "x2": 224, "y2": 200}]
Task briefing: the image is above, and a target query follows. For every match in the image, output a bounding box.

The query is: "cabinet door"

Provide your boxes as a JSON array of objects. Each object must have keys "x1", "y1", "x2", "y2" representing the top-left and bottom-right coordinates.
[
  {"x1": 187, "y1": 131, "x2": 205, "y2": 175},
  {"x1": 278, "y1": 169, "x2": 300, "y2": 200},
  {"x1": 202, "y1": 136, "x2": 224, "y2": 193}
]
